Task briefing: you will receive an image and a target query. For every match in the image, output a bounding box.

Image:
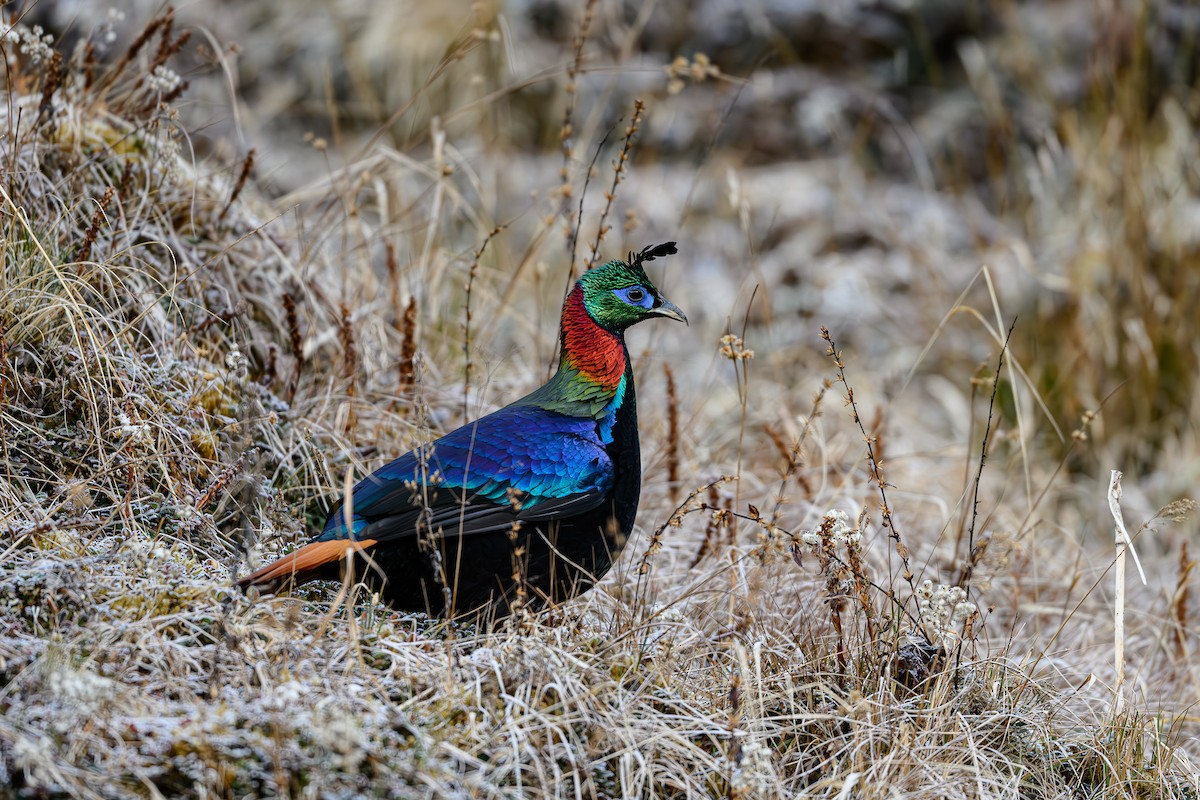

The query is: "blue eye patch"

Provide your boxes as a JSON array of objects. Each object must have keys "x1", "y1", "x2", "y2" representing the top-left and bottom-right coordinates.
[{"x1": 612, "y1": 285, "x2": 654, "y2": 309}]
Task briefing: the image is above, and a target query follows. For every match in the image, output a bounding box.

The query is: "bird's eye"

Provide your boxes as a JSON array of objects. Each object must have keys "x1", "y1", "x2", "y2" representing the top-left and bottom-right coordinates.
[{"x1": 626, "y1": 287, "x2": 646, "y2": 303}]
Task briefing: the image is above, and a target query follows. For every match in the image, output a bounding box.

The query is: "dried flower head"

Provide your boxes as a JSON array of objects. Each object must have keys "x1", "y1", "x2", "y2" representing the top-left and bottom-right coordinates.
[
  {"x1": 17, "y1": 24, "x2": 56, "y2": 65},
  {"x1": 720, "y1": 333, "x2": 754, "y2": 361},
  {"x1": 916, "y1": 580, "x2": 977, "y2": 648},
  {"x1": 800, "y1": 508, "x2": 859, "y2": 548},
  {"x1": 147, "y1": 65, "x2": 181, "y2": 93},
  {"x1": 666, "y1": 53, "x2": 721, "y2": 95}
]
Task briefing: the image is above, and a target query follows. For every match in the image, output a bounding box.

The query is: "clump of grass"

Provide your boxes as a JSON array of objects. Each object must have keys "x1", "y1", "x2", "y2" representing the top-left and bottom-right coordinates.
[{"x1": 0, "y1": 9, "x2": 294, "y2": 569}]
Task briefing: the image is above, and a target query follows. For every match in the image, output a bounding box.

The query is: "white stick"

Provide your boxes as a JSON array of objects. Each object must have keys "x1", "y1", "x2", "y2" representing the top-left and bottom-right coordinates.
[
  {"x1": 1107, "y1": 469, "x2": 1125, "y2": 715},
  {"x1": 1107, "y1": 469, "x2": 1146, "y2": 585}
]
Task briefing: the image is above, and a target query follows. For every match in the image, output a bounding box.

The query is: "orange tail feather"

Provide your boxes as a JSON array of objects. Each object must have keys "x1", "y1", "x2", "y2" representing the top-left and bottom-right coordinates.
[{"x1": 238, "y1": 538, "x2": 378, "y2": 591}]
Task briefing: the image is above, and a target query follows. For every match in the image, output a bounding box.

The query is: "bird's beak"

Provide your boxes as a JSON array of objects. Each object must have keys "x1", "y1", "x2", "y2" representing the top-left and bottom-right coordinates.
[{"x1": 650, "y1": 297, "x2": 688, "y2": 325}]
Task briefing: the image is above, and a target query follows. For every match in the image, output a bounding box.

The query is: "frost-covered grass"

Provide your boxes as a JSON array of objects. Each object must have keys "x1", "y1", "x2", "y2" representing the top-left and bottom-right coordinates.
[{"x1": 1, "y1": 3, "x2": 1198, "y2": 798}]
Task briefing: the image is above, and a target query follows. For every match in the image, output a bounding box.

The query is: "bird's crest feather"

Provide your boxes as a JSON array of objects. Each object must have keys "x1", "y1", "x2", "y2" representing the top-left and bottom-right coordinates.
[{"x1": 628, "y1": 241, "x2": 677, "y2": 269}]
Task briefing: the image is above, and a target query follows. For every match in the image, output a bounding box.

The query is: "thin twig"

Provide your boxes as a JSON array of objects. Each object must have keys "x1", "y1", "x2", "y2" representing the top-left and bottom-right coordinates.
[
  {"x1": 557, "y1": 0, "x2": 598, "y2": 261},
  {"x1": 398, "y1": 295, "x2": 418, "y2": 392},
  {"x1": 959, "y1": 317, "x2": 1017, "y2": 591},
  {"x1": 75, "y1": 186, "x2": 114, "y2": 265},
  {"x1": 218, "y1": 148, "x2": 256, "y2": 223},
  {"x1": 635, "y1": 477, "x2": 731, "y2": 611},
  {"x1": 586, "y1": 98, "x2": 645, "y2": 270},
  {"x1": 282, "y1": 290, "x2": 303, "y2": 404},
  {"x1": 565, "y1": 118, "x2": 617, "y2": 296},
  {"x1": 664, "y1": 363, "x2": 680, "y2": 505},
  {"x1": 462, "y1": 226, "x2": 504, "y2": 420},
  {"x1": 768, "y1": 385, "x2": 827, "y2": 524},
  {"x1": 820, "y1": 327, "x2": 921, "y2": 616},
  {"x1": 722, "y1": 289, "x2": 758, "y2": 545}
]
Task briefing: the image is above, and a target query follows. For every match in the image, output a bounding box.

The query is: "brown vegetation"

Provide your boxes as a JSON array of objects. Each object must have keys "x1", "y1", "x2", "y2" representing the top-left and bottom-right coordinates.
[{"x1": 0, "y1": 2, "x2": 1197, "y2": 797}]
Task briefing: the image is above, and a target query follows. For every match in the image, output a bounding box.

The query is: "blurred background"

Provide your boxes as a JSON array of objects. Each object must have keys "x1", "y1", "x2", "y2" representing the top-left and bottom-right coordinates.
[{"x1": 29, "y1": 0, "x2": 1197, "y2": 474}]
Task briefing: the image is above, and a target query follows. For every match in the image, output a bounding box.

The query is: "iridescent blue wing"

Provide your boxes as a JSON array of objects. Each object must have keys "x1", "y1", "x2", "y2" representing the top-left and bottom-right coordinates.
[{"x1": 319, "y1": 405, "x2": 612, "y2": 543}]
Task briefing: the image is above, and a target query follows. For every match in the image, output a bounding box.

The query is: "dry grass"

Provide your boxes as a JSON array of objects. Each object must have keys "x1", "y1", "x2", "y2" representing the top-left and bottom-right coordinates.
[{"x1": 1, "y1": 2, "x2": 1198, "y2": 798}]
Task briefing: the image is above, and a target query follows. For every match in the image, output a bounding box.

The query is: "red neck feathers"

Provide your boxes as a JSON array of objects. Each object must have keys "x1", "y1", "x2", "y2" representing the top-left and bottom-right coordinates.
[{"x1": 559, "y1": 285, "x2": 627, "y2": 393}]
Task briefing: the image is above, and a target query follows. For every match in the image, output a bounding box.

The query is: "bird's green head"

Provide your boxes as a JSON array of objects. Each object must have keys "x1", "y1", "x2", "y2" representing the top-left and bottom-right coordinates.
[{"x1": 577, "y1": 242, "x2": 687, "y2": 332}]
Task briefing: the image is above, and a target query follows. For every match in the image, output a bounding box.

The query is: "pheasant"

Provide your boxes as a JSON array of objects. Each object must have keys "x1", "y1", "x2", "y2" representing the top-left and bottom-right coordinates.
[{"x1": 238, "y1": 242, "x2": 685, "y2": 621}]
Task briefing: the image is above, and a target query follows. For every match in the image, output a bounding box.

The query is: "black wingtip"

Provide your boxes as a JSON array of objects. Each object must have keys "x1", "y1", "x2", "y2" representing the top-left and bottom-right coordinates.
[{"x1": 629, "y1": 241, "x2": 678, "y2": 268}]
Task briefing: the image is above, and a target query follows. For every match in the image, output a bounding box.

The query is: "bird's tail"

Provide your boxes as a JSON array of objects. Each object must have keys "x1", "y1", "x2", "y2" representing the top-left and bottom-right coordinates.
[{"x1": 237, "y1": 538, "x2": 378, "y2": 593}]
